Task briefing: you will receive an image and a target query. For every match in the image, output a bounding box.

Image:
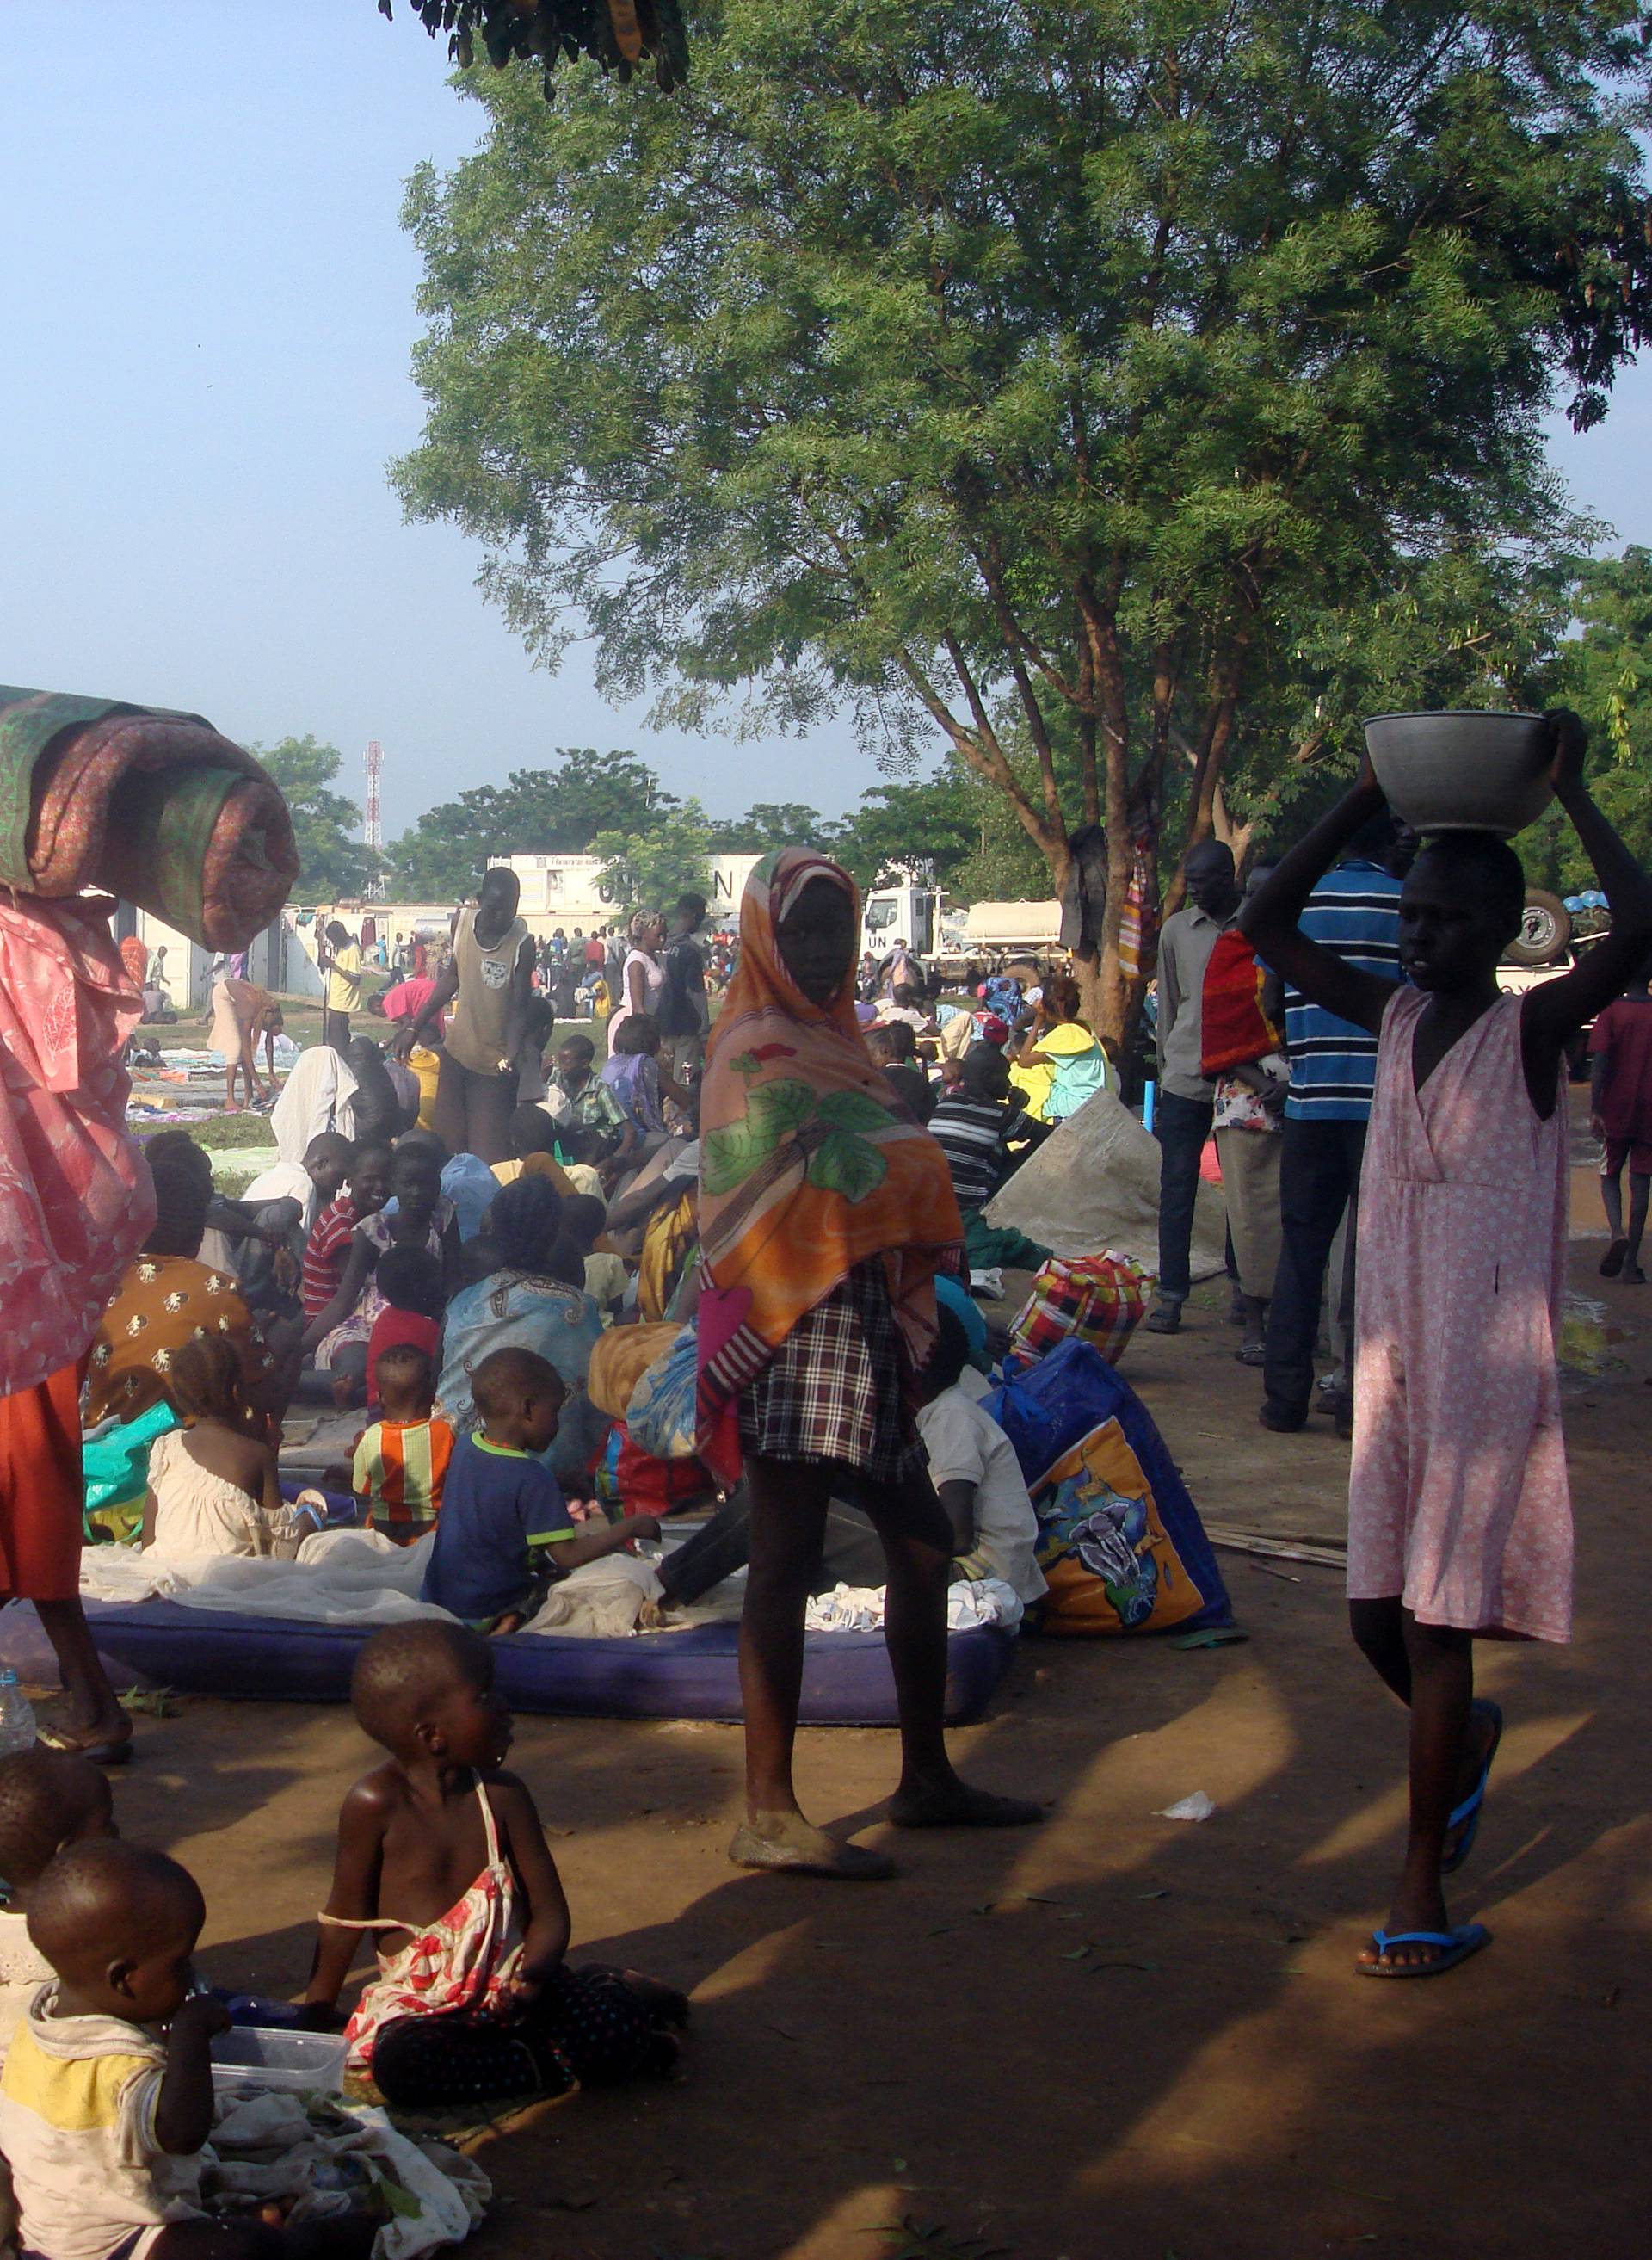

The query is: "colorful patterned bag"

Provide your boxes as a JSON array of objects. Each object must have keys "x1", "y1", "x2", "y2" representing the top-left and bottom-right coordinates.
[
  {"x1": 986, "y1": 1339, "x2": 1232, "y2": 1637},
  {"x1": 1007, "y1": 1252, "x2": 1151, "y2": 1369}
]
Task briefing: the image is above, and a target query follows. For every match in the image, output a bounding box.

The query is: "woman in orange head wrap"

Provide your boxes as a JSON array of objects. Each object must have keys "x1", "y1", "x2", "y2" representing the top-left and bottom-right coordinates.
[{"x1": 696, "y1": 850, "x2": 1042, "y2": 1878}]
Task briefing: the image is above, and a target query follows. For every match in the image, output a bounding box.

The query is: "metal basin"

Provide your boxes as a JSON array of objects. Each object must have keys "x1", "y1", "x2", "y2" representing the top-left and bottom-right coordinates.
[{"x1": 1362, "y1": 710, "x2": 1553, "y2": 837}]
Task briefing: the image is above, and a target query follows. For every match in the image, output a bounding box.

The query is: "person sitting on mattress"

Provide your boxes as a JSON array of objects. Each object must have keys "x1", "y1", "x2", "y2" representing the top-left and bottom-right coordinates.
[
  {"x1": 435, "y1": 1180, "x2": 603, "y2": 1443},
  {"x1": 303, "y1": 1620, "x2": 686, "y2": 2110},
  {"x1": 354, "y1": 1344, "x2": 454, "y2": 1546},
  {"x1": 84, "y1": 1155, "x2": 298, "y2": 1436},
  {"x1": 912, "y1": 1308, "x2": 1047, "y2": 1608},
  {"x1": 139, "y1": 1335, "x2": 319, "y2": 1562},
  {"x1": 422, "y1": 1350, "x2": 655, "y2": 1635},
  {"x1": 303, "y1": 1140, "x2": 461, "y2": 1411}
]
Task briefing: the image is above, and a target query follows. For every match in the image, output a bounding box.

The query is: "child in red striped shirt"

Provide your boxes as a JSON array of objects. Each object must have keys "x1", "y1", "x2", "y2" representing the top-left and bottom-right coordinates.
[
  {"x1": 301, "y1": 1143, "x2": 391, "y2": 1320},
  {"x1": 353, "y1": 1344, "x2": 454, "y2": 1545}
]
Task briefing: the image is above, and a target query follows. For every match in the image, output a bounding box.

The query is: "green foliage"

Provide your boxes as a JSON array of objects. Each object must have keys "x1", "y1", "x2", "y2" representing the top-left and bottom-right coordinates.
[
  {"x1": 254, "y1": 736, "x2": 382, "y2": 905},
  {"x1": 831, "y1": 770, "x2": 975, "y2": 892},
  {"x1": 394, "y1": 0, "x2": 1652, "y2": 1034},
  {"x1": 378, "y1": 0, "x2": 687, "y2": 94},
  {"x1": 710, "y1": 801, "x2": 835, "y2": 855},
  {"x1": 1524, "y1": 547, "x2": 1652, "y2": 889},
  {"x1": 385, "y1": 746, "x2": 674, "y2": 898},
  {"x1": 591, "y1": 795, "x2": 713, "y2": 910}
]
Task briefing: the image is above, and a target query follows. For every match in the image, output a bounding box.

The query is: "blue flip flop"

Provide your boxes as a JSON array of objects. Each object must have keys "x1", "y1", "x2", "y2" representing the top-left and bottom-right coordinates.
[
  {"x1": 1358, "y1": 1923, "x2": 1492, "y2": 1979},
  {"x1": 1442, "y1": 1699, "x2": 1504, "y2": 1876}
]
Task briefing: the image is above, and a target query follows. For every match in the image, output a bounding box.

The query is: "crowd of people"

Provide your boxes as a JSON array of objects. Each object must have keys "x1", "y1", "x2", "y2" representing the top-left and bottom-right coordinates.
[{"x1": 2, "y1": 713, "x2": 1651, "y2": 2252}]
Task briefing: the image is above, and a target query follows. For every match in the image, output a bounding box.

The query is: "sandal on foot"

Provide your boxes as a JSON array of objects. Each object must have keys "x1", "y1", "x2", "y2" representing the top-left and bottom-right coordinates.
[
  {"x1": 1232, "y1": 1344, "x2": 1267, "y2": 1368},
  {"x1": 728, "y1": 1820, "x2": 895, "y2": 1880},
  {"x1": 36, "y1": 1728, "x2": 133, "y2": 1767},
  {"x1": 1143, "y1": 1301, "x2": 1182, "y2": 1335},
  {"x1": 1441, "y1": 1698, "x2": 1503, "y2": 1876},
  {"x1": 1357, "y1": 1923, "x2": 1490, "y2": 1979},
  {"x1": 1600, "y1": 1238, "x2": 1629, "y2": 1278}
]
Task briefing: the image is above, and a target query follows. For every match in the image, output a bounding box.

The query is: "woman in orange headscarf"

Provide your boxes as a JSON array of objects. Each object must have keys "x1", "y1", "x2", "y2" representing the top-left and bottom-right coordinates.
[{"x1": 697, "y1": 851, "x2": 1042, "y2": 1878}]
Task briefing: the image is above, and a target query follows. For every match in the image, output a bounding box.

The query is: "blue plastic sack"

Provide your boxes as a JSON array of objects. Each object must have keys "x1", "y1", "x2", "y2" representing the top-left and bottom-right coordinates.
[
  {"x1": 626, "y1": 1325, "x2": 700, "y2": 1460},
  {"x1": 985, "y1": 1338, "x2": 1232, "y2": 1635}
]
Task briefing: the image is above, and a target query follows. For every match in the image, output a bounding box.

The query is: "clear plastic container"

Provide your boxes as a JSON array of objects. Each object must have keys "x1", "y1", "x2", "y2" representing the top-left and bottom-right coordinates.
[
  {"x1": 0, "y1": 1671, "x2": 36, "y2": 1758},
  {"x1": 209, "y1": 2024, "x2": 347, "y2": 2096}
]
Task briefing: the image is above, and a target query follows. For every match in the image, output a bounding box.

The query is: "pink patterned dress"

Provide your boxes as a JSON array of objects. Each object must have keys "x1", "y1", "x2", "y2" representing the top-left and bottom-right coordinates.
[{"x1": 1348, "y1": 988, "x2": 1572, "y2": 1642}]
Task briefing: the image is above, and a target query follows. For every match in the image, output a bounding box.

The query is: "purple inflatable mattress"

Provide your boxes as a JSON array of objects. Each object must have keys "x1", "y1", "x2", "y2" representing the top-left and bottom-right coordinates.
[{"x1": 82, "y1": 1602, "x2": 1016, "y2": 1726}]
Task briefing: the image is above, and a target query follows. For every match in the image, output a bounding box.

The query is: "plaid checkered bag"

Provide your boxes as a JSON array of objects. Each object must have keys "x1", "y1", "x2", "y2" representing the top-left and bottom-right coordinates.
[{"x1": 1008, "y1": 1252, "x2": 1152, "y2": 1368}]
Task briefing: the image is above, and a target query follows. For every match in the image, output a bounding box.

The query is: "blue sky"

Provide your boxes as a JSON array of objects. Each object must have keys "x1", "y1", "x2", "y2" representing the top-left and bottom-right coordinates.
[{"x1": 2, "y1": 3, "x2": 1647, "y2": 846}]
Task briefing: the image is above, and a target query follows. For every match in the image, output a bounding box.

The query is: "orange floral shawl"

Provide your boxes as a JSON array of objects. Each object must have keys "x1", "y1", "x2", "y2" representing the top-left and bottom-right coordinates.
[{"x1": 694, "y1": 851, "x2": 963, "y2": 1473}]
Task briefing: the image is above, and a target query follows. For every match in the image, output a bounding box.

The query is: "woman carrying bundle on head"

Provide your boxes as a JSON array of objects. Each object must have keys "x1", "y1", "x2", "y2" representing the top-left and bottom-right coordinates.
[
  {"x1": 1242, "y1": 713, "x2": 1652, "y2": 1979},
  {"x1": 695, "y1": 850, "x2": 1043, "y2": 1880}
]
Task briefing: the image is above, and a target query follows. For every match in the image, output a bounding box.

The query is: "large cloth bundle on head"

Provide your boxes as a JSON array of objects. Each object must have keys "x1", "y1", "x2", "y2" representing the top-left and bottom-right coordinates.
[{"x1": 0, "y1": 687, "x2": 299, "y2": 948}]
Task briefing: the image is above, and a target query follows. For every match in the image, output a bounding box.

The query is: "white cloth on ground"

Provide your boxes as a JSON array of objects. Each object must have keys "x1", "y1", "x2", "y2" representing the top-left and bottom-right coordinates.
[
  {"x1": 81, "y1": 1529, "x2": 660, "y2": 1639},
  {"x1": 804, "y1": 1578, "x2": 1024, "y2": 1633}
]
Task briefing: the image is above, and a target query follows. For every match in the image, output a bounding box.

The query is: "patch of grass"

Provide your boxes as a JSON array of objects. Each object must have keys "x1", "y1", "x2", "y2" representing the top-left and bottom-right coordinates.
[{"x1": 182, "y1": 1113, "x2": 279, "y2": 1152}]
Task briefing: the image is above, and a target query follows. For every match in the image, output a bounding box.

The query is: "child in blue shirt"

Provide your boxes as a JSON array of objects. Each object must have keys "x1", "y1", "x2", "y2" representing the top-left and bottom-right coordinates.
[{"x1": 422, "y1": 1348, "x2": 658, "y2": 1632}]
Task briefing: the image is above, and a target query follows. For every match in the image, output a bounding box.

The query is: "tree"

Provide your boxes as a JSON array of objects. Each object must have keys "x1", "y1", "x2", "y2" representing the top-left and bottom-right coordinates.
[
  {"x1": 396, "y1": 0, "x2": 1650, "y2": 1037},
  {"x1": 592, "y1": 797, "x2": 714, "y2": 910},
  {"x1": 378, "y1": 0, "x2": 687, "y2": 94},
  {"x1": 710, "y1": 802, "x2": 835, "y2": 855},
  {"x1": 385, "y1": 746, "x2": 673, "y2": 898},
  {"x1": 831, "y1": 770, "x2": 975, "y2": 892},
  {"x1": 1523, "y1": 548, "x2": 1652, "y2": 892},
  {"x1": 254, "y1": 736, "x2": 381, "y2": 904}
]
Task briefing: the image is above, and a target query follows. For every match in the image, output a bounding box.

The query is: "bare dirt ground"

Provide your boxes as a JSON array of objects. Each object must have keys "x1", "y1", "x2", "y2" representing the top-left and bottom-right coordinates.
[{"x1": 114, "y1": 1124, "x2": 1652, "y2": 2260}]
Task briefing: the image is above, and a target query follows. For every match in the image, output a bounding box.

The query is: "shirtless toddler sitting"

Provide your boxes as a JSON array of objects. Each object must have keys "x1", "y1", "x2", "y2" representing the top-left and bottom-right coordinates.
[{"x1": 304, "y1": 1620, "x2": 685, "y2": 2109}]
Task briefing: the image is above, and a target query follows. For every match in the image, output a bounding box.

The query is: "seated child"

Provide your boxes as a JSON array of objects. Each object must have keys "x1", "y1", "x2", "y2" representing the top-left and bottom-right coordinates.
[
  {"x1": 0, "y1": 1751, "x2": 114, "y2": 2061},
  {"x1": 301, "y1": 1142, "x2": 391, "y2": 1323},
  {"x1": 421, "y1": 1349, "x2": 658, "y2": 1633},
  {"x1": 928, "y1": 1043, "x2": 1051, "y2": 1213},
  {"x1": 866, "y1": 1021, "x2": 937, "y2": 1123},
  {"x1": 547, "y1": 1122, "x2": 605, "y2": 1202},
  {"x1": 599, "y1": 1015, "x2": 693, "y2": 1140},
  {"x1": 364, "y1": 1246, "x2": 444, "y2": 1413},
  {"x1": 305, "y1": 1141, "x2": 460, "y2": 1409},
  {"x1": 142, "y1": 1337, "x2": 321, "y2": 1562},
  {"x1": 490, "y1": 1103, "x2": 582, "y2": 1196},
  {"x1": 562, "y1": 1193, "x2": 626, "y2": 1316},
  {"x1": 2, "y1": 1837, "x2": 373, "y2": 2259},
  {"x1": 914, "y1": 1309, "x2": 1048, "y2": 1607},
  {"x1": 353, "y1": 1346, "x2": 455, "y2": 1547},
  {"x1": 305, "y1": 1620, "x2": 686, "y2": 2110}
]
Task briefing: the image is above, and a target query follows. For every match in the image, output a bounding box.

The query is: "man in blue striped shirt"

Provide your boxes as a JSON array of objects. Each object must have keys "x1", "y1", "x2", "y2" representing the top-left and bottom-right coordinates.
[{"x1": 1261, "y1": 814, "x2": 1406, "y2": 1431}]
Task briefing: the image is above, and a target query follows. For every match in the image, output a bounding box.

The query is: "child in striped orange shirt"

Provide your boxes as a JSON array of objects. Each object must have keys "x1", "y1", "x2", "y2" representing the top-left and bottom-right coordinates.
[{"x1": 353, "y1": 1344, "x2": 454, "y2": 1545}]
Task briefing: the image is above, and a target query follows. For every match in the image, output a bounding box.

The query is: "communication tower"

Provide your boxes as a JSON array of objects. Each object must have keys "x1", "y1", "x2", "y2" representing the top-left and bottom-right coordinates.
[{"x1": 364, "y1": 739, "x2": 383, "y2": 854}]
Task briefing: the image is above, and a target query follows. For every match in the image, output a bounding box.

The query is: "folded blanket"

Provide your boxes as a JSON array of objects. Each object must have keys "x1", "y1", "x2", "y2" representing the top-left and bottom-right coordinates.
[{"x1": 0, "y1": 687, "x2": 298, "y2": 948}]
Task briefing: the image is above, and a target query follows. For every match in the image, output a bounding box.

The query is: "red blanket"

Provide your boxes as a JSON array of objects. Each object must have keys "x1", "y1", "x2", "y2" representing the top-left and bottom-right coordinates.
[{"x1": 1200, "y1": 929, "x2": 1281, "y2": 1076}]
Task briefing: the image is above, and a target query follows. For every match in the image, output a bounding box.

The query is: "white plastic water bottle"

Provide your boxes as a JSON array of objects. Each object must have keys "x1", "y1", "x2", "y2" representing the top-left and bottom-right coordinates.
[{"x1": 0, "y1": 1671, "x2": 37, "y2": 1758}]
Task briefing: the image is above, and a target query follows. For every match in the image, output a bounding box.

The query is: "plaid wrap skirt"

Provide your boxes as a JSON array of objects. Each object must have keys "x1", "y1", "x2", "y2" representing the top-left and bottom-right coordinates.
[{"x1": 737, "y1": 1258, "x2": 918, "y2": 1486}]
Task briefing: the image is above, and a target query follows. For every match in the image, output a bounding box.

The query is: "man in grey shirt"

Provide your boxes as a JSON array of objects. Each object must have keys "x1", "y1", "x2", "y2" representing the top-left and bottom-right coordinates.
[{"x1": 1146, "y1": 837, "x2": 1239, "y2": 1332}]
